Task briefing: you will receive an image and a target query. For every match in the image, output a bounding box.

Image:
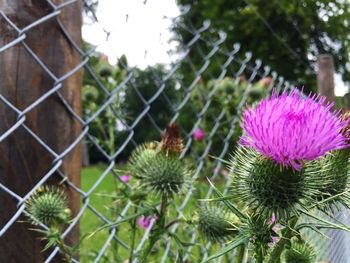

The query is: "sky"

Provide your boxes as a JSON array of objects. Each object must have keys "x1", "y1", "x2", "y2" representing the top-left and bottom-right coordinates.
[
  {"x1": 82, "y1": 0, "x2": 348, "y2": 96},
  {"x1": 82, "y1": 0, "x2": 180, "y2": 68}
]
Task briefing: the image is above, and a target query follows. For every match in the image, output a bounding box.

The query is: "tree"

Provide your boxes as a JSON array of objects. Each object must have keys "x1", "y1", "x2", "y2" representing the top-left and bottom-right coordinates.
[
  {"x1": 124, "y1": 65, "x2": 180, "y2": 150},
  {"x1": 175, "y1": 0, "x2": 350, "y2": 92}
]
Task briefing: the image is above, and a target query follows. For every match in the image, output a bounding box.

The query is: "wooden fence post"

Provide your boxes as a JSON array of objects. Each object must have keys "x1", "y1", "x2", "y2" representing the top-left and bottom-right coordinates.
[
  {"x1": 0, "y1": 1, "x2": 82, "y2": 262},
  {"x1": 317, "y1": 54, "x2": 335, "y2": 102}
]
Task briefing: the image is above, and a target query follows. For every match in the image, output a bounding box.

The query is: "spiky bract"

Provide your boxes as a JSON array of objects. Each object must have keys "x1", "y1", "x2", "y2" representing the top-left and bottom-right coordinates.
[
  {"x1": 230, "y1": 147, "x2": 318, "y2": 219},
  {"x1": 129, "y1": 143, "x2": 190, "y2": 196},
  {"x1": 284, "y1": 240, "x2": 316, "y2": 263},
  {"x1": 244, "y1": 215, "x2": 277, "y2": 261},
  {"x1": 25, "y1": 186, "x2": 70, "y2": 226},
  {"x1": 198, "y1": 204, "x2": 240, "y2": 242},
  {"x1": 340, "y1": 110, "x2": 350, "y2": 143},
  {"x1": 305, "y1": 150, "x2": 350, "y2": 210}
]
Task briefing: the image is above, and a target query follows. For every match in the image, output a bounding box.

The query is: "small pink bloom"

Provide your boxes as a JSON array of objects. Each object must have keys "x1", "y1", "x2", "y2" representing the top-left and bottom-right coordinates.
[
  {"x1": 137, "y1": 216, "x2": 151, "y2": 229},
  {"x1": 269, "y1": 213, "x2": 276, "y2": 225},
  {"x1": 120, "y1": 174, "x2": 131, "y2": 183},
  {"x1": 221, "y1": 169, "x2": 229, "y2": 177},
  {"x1": 193, "y1": 128, "x2": 205, "y2": 141},
  {"x1": 273, "y1": 224, "x2": 282, "y2": 233},
  {"x1": 271, "y1": 236, "x2": 279, "y2": 245},
  {"x1": 137, "y1": 215, "x2": 157, "y2": 229}
]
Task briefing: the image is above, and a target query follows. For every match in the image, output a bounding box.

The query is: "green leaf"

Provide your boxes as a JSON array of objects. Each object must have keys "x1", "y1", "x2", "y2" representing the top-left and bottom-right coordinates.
[
  {"x1": 198, "y1": 194, "x2": 237, "y2": 202},
  {"x1": 170, "y1": 233, "x2": 197, "y2": 247},
  {"x1": 299, "y1": 208, "x2": 350, "y2": 233},
  {"x1": 309, "y1": 188, "x2": 350, "y2": 209},
  {"x1": 206, "y1": 178, "x2": 247, "y2": 221},
  {"x1": 201, "y1": 235, "x2": 249, "y2": 263},
  {"x1": 86, "y1": 208, "x2": 152, "y2": 239}
]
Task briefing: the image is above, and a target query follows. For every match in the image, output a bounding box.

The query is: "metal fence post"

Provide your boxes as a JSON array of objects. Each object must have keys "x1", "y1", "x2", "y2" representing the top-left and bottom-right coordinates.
[
  {"x1": 317, "y1": 54, "x2": 335, "y2": 102},
  {"x1": 0, "y1": 1, "x2": 82, "y2": 262}
]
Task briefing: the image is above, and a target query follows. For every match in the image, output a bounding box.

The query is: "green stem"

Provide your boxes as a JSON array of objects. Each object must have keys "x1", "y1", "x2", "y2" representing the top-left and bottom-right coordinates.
[
  {"x1": 139, "y1": 236, "x2": 159, "y2": 263},
  {"x1": 256, "y1": 246, "x2": 264, "y2": 263},
  {"x1": 234, "y1": 244, "x2": 246, "y2": 263},
  {"x1": 139, "y1": 194, "x2": 168, "y2": 263},
  {"x1": 56, "y1": 235, "x2": 73, "y2": 263},
  {"x1": 160, "y1": 194, "x2": 168, "y2": 222},
  {"x1": 129, "y1": 207, "x2": 138, "y2": 263},
  {"x1": 112, "y1": 174, "x2": 119, "y2": 261},
  {"x1": 267, "y1": 217, "x2": 298, "y2": 263}
]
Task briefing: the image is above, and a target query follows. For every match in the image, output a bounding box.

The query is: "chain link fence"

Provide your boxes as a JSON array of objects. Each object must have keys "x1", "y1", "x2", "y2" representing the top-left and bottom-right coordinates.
[{"x1": 0, "y1": 1, "x2": 349, "y2": 262}]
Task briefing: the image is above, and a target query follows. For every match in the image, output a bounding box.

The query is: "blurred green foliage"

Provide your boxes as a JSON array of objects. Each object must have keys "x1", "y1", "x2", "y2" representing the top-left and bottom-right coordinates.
[
  {"x1": 83, "y1": 42, "x2": 270, "y2": 163},
  {"x1": 180, "y1": 76, "x2": 269, "y2": 158},
  {"x1": 123, "y1": 65, "x2": 180, "y2": 147},
  {"x1": 175, "y1": 0, "x2": 350, "y2": 92}
]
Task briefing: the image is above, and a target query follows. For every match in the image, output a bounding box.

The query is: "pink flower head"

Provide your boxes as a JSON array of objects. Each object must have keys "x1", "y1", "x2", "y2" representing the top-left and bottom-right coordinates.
[
  {"x1": 137, "y1": 215, "x2": 152, "y2": 229},
  {"x1": 241, "y1": 89, "x2": 347, "y2": 170},
  {"x1": 120, "y1": 174, "x2": 131, "y2": 183},
  {"x1": 137, "y1": 215, "x2": 157, "y2": 229},
  {"x1": 193, "y1": 128, "x2": 205, "y2": 141}
]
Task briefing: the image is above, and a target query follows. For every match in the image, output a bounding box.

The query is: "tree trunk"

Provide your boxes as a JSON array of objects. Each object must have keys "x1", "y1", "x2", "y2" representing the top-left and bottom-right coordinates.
[{"x1": 0, "y1": 1, "x2": 82, "y2": 262}]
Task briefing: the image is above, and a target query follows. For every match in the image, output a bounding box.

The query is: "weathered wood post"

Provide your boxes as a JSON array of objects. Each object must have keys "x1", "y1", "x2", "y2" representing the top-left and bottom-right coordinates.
[
  {"x1": 317, "y1": 54, "x2": 335, "y2": 102},
  {"x1": 0, "y1": 1, "x2": 82, "y2": 262}
]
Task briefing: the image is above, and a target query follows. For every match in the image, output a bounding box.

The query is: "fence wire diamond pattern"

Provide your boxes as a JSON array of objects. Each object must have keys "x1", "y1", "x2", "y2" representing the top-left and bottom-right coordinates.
[{"x1": 0, "y1": 1, "x2": 349, "y2": 263}]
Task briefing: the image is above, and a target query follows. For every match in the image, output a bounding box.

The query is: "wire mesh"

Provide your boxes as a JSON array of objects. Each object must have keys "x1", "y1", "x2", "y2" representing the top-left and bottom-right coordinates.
[{"x1": 0, "y1": 1, "x2": 349, "y2": 262}]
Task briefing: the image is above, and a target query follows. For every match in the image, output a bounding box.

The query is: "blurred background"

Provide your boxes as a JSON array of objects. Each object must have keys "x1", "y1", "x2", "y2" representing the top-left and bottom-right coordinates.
[{"x1": 1, "y1": 0, "x2": 350, "y2": 262}]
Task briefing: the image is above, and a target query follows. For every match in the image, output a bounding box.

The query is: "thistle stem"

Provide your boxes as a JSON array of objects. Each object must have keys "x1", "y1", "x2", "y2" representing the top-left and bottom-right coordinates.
[
  {"x1": 160, "y1": 194, "x2": 168, "y2": 221},
  {"x1": 56, "y1": 235, "x2": 73, "y2": 263},
  {"x1": 139, "y1": 194, "x2": 168, "y2": 263},
  {"x1": 256, "y1": 246, "x2": 264, "y2": 263},
  {"x1": 139, "y1": 236, "x2": 158, "y2": 263},
  {"x1": 129, "y1": 207, "x2": 138, "y2": 263},
  {"x1": 234, "y1": 244, "x2": 246, "y2": 263},
  {"x1": 267, "y1": 217, "x2": 298, "y2": 263}
]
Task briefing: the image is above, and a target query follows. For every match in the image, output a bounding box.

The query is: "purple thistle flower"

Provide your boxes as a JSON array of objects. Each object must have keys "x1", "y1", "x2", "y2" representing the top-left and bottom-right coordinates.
[
  {"x1": 193, "y1": 128, "x2": 205, "y2": 141},
  {"x1": 120, "y1": 174, "x2": 131, "y2": 183},
  {"x1": 241, "y1": 89, "x2": 347, "y2": 170}
]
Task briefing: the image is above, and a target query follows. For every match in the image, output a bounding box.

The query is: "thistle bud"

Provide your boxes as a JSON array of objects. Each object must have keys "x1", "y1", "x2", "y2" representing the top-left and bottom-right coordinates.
[
  {"x1": 129, "y1": 143, "x2": 190, "y2": 197},
  {"x1": 25, "y1": 186, "x2": 69, "y2": 226},
  {"x1": 305, "y1": 150, "x2": 349, "y2": 210},
  {"x1": 160, "y1": 123, "x2": 183, "y2": 153},
  {"x1": 230, "y1": 147, "x2": 307, "y2": 219},
  {"x1": 284, "y1": 240, "x2": 315, "y2": 263},
  {"x1": 197, "y1": 204, "x2": 240, "y2": 242}
]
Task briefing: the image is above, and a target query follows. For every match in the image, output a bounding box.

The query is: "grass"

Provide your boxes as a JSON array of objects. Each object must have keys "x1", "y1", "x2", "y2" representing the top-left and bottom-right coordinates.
[{"x1": 80, "y1": 164, "x2": 227, "y2": 262}]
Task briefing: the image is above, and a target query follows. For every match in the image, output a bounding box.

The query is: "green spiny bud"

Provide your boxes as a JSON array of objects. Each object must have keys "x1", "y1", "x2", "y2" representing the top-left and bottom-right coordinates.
[
  {"x1": 246, "y1": 214, "x2": 274, "y2": 247},
  {"x1": 197, "y1": 204, "x2": 240, "y2": 242},
  {"x1": 129, "y1": 143, "x2": 190, "y2": 197},
  {"x1": 25, "y1": 186, "x2": 70, "y2": 226},
  {"x1": 284, "y1": 240, "x2": 315, "y2": 263},
  {"x1": 305, "y1": 150, "x2": 350, "y2": 210},
  {"x1": 230, "y1": 147, "x2": 308, "y2": 219}
]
